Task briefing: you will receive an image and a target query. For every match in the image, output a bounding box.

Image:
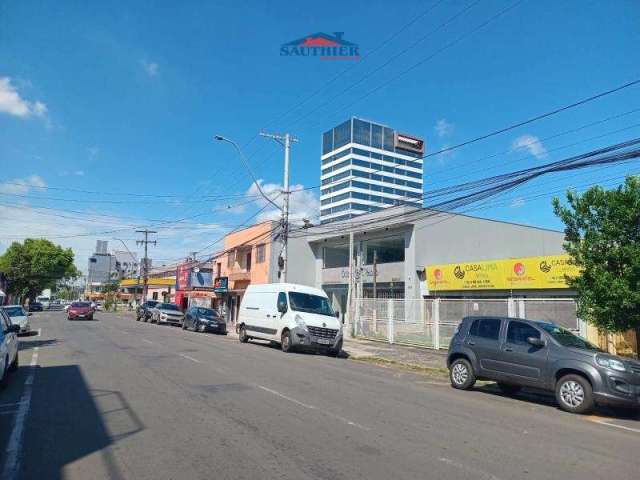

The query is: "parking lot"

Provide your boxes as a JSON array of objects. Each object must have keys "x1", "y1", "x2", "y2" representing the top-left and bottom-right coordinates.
[{"x1": 1, "y1": 310, "x2": 638, "y2": 480}]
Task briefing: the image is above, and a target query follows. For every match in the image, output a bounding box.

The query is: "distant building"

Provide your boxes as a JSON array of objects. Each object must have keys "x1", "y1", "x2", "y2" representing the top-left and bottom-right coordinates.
[
  {"x1": 113, "y1": 250, "x2": 139, "y2": 280},
  {"x1": 320, "y1": 117, "x2": 424, "y2": 224},
  {"x1": 87, "y1": 240, "x2": 116, "y2": 286}
]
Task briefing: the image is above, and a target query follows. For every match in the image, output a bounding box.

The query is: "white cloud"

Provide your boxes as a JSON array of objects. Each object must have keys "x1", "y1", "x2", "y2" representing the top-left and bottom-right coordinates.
[
  {"x1": 511, "y1": 134, "x2": 547, "y2": 160},
  {"x1": 0, "y1": 77, "x2": 48, "y2": 118},
  {"x1": 0, "y1": 175, "x2": 46, "y2": 194},
  {"x1": 88, "y1": 146, "x2": 99, "y2": 161},
  {"x1": 74, "y1": 170, "x2": 85, "y2": 176},
  {"x1": 142, "y1": 61, "x2": 159, "y2": 77},
  {"x1": 245, "y1": 180, "x2": 319, "y2": 223},
  {"x1": 435, "y1": 118, "x2": 454, "y2": 138}
]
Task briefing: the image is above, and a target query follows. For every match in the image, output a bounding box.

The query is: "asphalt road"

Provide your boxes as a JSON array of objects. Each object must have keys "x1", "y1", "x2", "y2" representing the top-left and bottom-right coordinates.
[{"x1": 1, "y1": 311, "x2": 639, "y2": 480}]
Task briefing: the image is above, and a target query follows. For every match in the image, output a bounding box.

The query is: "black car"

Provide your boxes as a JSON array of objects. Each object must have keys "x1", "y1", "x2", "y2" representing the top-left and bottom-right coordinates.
[
  {"x1": 136, "y1": 300, "x2": 159, "y2": 322},
  {"x1": 447, "y1": 316, "x2": 640, "y2": 414},
  {"x1": 182, "y1": 307, "x2": 226, "y2": 334},
  {"x1": 28, "y1": 302, "x2": 43, "y2": 312}
]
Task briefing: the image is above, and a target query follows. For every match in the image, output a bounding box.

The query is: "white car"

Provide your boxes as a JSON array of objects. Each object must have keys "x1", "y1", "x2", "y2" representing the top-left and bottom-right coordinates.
[
  {"x1": 237, "y1": 283, "x2": 343, "y2": 356},
  {"x1": 0, "y1": 308, "x2": 19, "y2": 387},
  {"x1": 1, "y1": 305, "x2": 31, "y2": 334}
]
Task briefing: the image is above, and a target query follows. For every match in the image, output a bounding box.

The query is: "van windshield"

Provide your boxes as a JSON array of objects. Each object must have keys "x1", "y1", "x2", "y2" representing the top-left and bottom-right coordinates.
[{"x1": 288, "y1": 292, "x2": 334, "y2": 317}]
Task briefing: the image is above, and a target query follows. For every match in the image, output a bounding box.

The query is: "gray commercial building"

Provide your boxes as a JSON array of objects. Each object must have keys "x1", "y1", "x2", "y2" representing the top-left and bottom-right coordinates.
[{"x1": 288, "y1": 206, "x2": 571, "y2": 317}]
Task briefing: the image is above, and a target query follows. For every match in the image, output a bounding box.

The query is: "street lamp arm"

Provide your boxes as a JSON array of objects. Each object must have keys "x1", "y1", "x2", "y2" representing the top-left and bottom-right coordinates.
[{"x1": 214, "y1": 135, "x2": 282, "y2": 212}]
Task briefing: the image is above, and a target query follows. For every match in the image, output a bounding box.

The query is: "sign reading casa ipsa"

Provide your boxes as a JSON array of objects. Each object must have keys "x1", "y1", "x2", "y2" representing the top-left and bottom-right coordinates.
[{"x1": 426, "y1": 255, "x2": 580, "y2": 291}]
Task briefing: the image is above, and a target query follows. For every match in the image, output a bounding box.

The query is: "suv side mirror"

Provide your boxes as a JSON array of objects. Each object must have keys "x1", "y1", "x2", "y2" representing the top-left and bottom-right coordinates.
[
  {"x1": 277, "y1": 300, "x2": 287, "y2": 314},
  {"x1": 8, "y1": 324, "x2": 20, "y2": 334},
  {"x1": 527, "y1": 337, "x2": 545, "y2": 347},
  {"x1": 335, "y1": 311, "x2": 340, "y2": 319}
]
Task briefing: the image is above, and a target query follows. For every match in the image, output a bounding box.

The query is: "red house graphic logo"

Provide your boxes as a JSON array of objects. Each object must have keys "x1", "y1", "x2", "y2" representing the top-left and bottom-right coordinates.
[{"x1": 281, "y1": 32, "x2": 360, "y2": 59}]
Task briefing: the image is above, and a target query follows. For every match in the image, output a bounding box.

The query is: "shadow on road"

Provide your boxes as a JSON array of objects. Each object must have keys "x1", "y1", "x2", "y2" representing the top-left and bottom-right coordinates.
[
  {"x1": 18, "y1": 338, "x2": 59, "y2": 351},
  {"x1": 474, "y1": 383, "x2": 640, "y2": 420},
  {"x1": 246, "y1": 339, "x2": 349, "y2": 359},
  {"x1": 15, "y1": 365, "x2": 145, "y2": 480}
]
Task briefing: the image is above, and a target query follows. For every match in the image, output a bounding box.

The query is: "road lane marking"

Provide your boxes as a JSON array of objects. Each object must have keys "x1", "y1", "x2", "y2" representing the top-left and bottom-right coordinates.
[
  {"x1": 594, "y1": 420, "x2": 640, "y2": 433},
  {"x1": 2, "y1": 347, "x2": 39, "y2": 480},
  {"x1": 439, "y1": 457, "x2": 503, "y2": 480},
  {"x1": 36, "y1": 328, "x2": 41, "y2": 337},
  {"x1": 179, "y1": 354, "x2": 201, "y2": 363},
  {"x1": 142, "y1": 339, "x2": 155, "y2": 345},
  {"x1": 257, "y1": 385, "x2": 370, "y2": 431}
]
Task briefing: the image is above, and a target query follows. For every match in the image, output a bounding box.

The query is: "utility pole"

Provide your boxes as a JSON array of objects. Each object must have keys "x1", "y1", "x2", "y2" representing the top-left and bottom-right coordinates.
[
  {"x1": 259, "y1": 131, "x2": 297, "y2": 283},
  {"x1": 136, "y1": 230, "x2": 157, "y2": 302},
  {"x1": 346, "y1": 231, "x2": 354, "y2": 337}
]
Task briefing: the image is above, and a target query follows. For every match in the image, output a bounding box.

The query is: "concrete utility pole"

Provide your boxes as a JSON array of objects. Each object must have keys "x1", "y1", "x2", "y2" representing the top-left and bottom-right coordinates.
[
  {"x1": 136, "y1": 230, "x2": 157, "y2": 302},
  {"x1": 259, "y1": 131, "x2": 297, "y2": 283}
]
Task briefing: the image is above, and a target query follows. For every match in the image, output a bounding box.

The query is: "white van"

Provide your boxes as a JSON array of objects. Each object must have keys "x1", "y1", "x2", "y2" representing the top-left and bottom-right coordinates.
[{"x1": 238, "y1": 283, "x2": 343, "y2": 356}]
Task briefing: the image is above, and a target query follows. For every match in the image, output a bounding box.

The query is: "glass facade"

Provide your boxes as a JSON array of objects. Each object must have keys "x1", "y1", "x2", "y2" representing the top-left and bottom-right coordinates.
[{"x1": 320, "y1": 118, "x2": 424, "y2": 224}]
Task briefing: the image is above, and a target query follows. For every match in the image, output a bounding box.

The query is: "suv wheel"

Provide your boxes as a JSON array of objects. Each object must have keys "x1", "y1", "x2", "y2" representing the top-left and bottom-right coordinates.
[
  {"x1": 238, "y1": 325, "x2": 249, "y2": 343},
  {"x1": 281, "y1": 330, "x2": 293, "y2": 353},
  {"x1": 496, "y1": 383, "x2": 522, "y2": 395},
  {"x1": 449, "y1": 358, "x2": 475, "y2": 390},
  {"x1": 556, "y1": 374, "x2": 594, "y2": 414}
]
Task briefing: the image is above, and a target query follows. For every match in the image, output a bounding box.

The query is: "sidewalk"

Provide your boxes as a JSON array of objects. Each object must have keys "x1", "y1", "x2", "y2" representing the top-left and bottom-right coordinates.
[{"x1": 343, "y1": 336, "x2": 448, "y2": 376}]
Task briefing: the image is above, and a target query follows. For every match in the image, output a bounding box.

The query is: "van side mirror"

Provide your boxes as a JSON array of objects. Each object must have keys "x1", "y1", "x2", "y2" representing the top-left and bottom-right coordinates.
[
  {"x1": 527, "y1": 337, "x2": 545, "y2": 347},
  {"x1": 335, "y1": 311, "x2": 340, "y2": 319},
  {"x1": 277, "y1": 300, "x2": 287, "y2": 314}
]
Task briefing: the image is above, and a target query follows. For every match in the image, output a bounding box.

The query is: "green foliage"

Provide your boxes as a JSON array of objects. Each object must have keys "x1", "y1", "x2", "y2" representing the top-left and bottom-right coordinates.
[
  {"x1": 0, "y1": 238, "x2": 79, "y2": 301},
  {"x1": 553, "y1": 176, "x2": 640, "y2": 335}
]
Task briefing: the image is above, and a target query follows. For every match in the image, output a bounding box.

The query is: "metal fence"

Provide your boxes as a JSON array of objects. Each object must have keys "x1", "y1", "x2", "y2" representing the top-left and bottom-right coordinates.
[{"x1": 351, "y1": 297, "x2": 578, "y2": 350}]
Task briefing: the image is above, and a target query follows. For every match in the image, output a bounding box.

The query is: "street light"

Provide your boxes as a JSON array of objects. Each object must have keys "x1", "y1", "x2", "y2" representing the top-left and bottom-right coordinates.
[{"x1": 213, "y1": 135, "x2": 281, "y2": 211}]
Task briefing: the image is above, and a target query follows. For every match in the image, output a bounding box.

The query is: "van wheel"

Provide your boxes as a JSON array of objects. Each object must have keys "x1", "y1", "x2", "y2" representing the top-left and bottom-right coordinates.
[
  {"x1": 9, "y1": 354, "x2": 18, "y2": 372},
  {"x1": 281, "y1": 330, "x2": 293, "y2": 353},
  {"x1": 496, "y1": 383, "x2": 522, "y2": 395},
  {"x1": 449, "y1": 358, "x2": 475, "y2": 390},
  {"x1": 556, "y1": 374, "x2": 594, "y2": 414},
  {"x1": 239, "y1": 325, "x2": 249, "y2": 343}
]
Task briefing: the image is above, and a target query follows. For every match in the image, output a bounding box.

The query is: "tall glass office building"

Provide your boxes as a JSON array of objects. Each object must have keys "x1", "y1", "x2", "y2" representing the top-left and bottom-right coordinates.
[{"x1": 320, "y1": 117, "x2": 425, "y2": 224}]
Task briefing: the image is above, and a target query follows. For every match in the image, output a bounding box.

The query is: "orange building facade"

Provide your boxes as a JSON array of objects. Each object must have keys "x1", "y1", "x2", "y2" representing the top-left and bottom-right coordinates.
[{"x1": 213, "y1": 221, "x2": 281, "y2": 324}]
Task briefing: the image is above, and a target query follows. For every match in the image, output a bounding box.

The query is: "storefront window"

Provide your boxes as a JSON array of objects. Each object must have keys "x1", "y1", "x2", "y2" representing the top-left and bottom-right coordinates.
[
  {"x1": 365, "y1": 236, "x2": 405, "y2": 264},
  {"x1": 323, "y1": 244, "x2": 350, "y2": 268}
]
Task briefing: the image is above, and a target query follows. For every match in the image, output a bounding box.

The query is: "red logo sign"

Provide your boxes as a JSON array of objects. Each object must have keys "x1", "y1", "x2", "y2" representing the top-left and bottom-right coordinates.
[
  {"x1": 513, "y1": 262, "x2": 525, "y2": 276},
  {"x1": 434, "y1": 269, "x2": 443, "y2": 281}
]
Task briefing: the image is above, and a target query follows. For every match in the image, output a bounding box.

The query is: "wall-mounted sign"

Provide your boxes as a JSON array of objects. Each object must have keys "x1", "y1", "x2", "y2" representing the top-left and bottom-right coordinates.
[
  {"x1": 426, "y1": 255, "x2": 580, "y2": 291},
  {"x1": 394, "y1": 132, "x2": 425, "y2": 154},
  {"x1": 213, "y1": 276, "x2": 229, "y2": 293}
]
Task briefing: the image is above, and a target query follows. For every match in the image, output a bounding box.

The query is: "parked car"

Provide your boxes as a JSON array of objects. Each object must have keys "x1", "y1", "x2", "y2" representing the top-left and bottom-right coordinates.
[
  {"x1": 237, "y1": 283, "x2": 343, "y2": 356},
  {"x1": 28, "y1": 302, "x2": 43, "y2": 312},
  {"x1": 1, "y1": 305, "x2": 31, "y2": 334},
  {"x1": 0, "y1": 308, "x2": 20, "y2": 387},
  {"x1": 136, "y1": 300, "x2": 159, "y2": 322},
  {"x1": 67, "y1": 302, "x2": 94, "y2": 321},
  {"x1": 447, "y1": 316, "x2": 640, "y2": 414},
  {"x1": 183, "y1": 307, "x2": 226, "y2": 334},
  {"x1": 151, "y1": 303, "x2": 184, "y2": 326}
]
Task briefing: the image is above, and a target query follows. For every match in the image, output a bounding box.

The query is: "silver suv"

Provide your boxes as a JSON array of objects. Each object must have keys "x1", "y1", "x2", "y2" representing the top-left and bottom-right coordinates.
[{"x1": 447, "y1": 316, "x2": 640, "y2": 414}]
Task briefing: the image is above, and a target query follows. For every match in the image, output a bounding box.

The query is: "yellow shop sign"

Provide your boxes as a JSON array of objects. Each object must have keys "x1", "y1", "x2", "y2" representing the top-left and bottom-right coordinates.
[{"x1": 426, "y1": 255, "x2": 579, "y2": 291}]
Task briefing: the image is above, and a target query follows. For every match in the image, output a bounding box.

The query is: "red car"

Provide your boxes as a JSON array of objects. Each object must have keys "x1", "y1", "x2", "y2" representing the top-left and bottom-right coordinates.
[{"x1": 67, "y1": 301, "x2": 94, "y2": 321}]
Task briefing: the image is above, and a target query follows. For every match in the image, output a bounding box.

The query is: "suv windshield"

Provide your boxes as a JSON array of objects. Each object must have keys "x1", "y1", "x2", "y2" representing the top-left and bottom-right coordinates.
[
  {"x1": 158, "y1": 303, "x2": 179, "y2": 311},
  {"x1": 197, "y1": 308, "x2": 218, "y2": 317},
  {"x1": 3, "y1": 307, "x2": 25, "y2": 317},
  {"x1": 71, "y1": 302, "x2": 91, "y2": 308},
  {"x1": 288, "y1": 292, "x2": 334, "y2": 317},
  {"x1": 538, "y1": 322, "x2": 601, "y2": 351}
]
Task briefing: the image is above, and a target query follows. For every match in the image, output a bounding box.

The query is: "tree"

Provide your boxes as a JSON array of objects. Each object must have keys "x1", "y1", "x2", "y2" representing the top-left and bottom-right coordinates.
[
  {"x1": 0, "y1": 239, "x2": 79, "y2": 302},
  {"x1": 553, "y1": 176, "x2": 640, "y2": 355}
]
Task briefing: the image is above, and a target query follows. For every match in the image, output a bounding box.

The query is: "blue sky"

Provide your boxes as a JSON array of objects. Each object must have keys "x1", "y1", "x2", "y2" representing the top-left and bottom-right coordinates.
[{"x1": 1, "y1": 0, "x2": 639, "y2": 271}]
